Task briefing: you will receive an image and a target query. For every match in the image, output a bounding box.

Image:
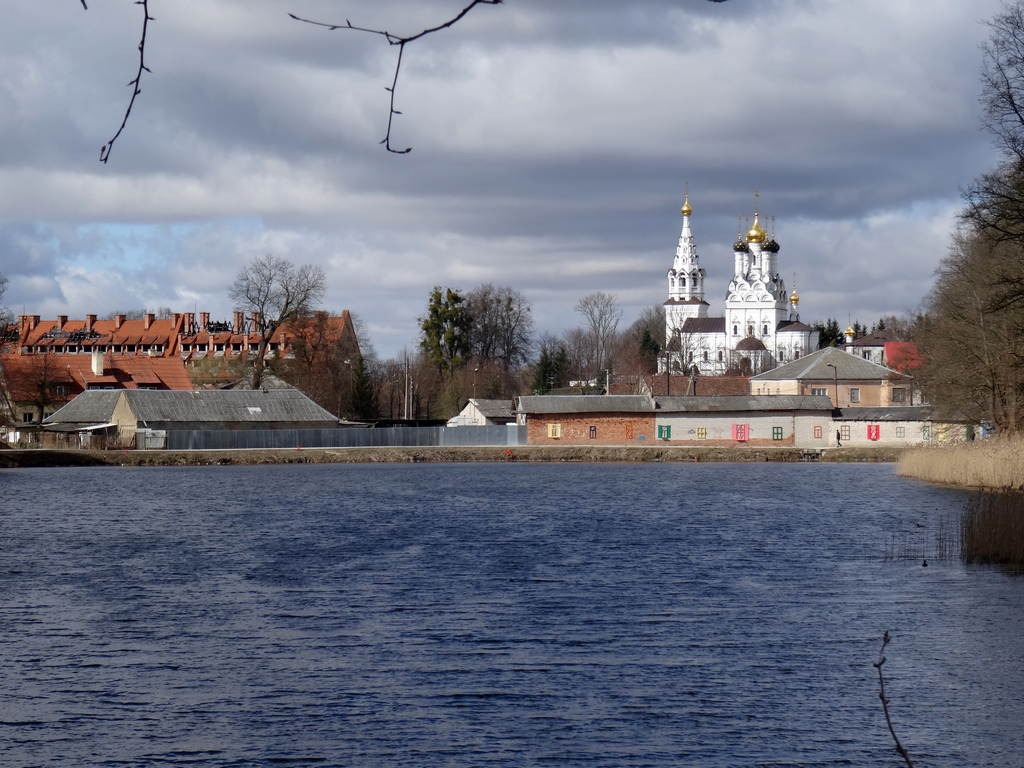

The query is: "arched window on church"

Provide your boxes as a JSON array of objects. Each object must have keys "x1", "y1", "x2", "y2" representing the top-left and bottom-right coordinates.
[
  {"x1": 717, "y1": 350, "x2": 723, "y2": 362},
  {"x1": 733, "y1": 324, "x2": 738, "y2": 336},
  {"x1": 747, "y1": 324, "x2": 754, "y2": 336},
  {"x1": 795, "y1": 348, "x2": 802, "y2": 358},
  {"x1": 702, "y1": 350, "x2": 709, "y2": 362},
  {"x1": 681, "y1": 276, "x2": 686, "y2": 287},
  {"x1": 687, "y1": 351, "x2": 694, "y2": 363},
  {"x1": 762, "y1": 323, "x2": 768, "y2": 336}
]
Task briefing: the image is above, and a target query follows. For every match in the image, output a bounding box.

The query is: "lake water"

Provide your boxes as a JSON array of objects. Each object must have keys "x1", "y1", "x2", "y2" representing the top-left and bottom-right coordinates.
[{"x1": 1, "y1": 462, "x2": 1022, "y2": 767}]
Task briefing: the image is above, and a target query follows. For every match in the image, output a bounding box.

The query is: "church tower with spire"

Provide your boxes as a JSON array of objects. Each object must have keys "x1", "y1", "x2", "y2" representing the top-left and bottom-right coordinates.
[{"x1": 664, "y1": 194, "x2": 709, "y2": 341}]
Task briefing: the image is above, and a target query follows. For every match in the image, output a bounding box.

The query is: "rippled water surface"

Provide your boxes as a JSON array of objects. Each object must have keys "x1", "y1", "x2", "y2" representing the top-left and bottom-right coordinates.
[{"x1": 1, "y1": 462, "x2": 1023, "y2": 767}]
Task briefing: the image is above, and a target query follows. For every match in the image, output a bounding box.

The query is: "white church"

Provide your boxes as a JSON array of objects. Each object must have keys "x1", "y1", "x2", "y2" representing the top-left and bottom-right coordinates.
[{"x1": 662, "y1": 195, "x2": 819, "y2": 375}]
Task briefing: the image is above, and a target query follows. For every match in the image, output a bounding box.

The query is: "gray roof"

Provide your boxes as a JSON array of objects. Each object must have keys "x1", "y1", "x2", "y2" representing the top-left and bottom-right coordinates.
[
  {"x1": 470, "y1": 398, "x2": 515, "y2": 419},
  {"x1": 42, "y1": 390, "x2": 122, "y2": 424},
  {"x1": 750, "y1": 346, "x2": 909, "y2": 382},
  {"x1": 834, "y1": 406, "x2": 936, "y2": 422},
  {"x1": 657, "y1": 395, "x2": 834, "y2": 412},
  {"x1": 46, "y1": 389, "x2": 339, "y2": 425},
  {"x1": 517, "y1": 395, "x2": 654, "y2": 414}
]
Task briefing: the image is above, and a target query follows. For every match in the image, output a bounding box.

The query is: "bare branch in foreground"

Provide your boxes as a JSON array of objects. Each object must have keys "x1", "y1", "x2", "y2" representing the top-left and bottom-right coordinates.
[
  {"x1": 289, "y1": 0, "x2": 503, "y2": 154},
  {"x1": 96, "y1": 0, "x2": 153, "y2": 163},
  {"x1": 873, "y1": 631, "x2": 915, "y2": 767}
]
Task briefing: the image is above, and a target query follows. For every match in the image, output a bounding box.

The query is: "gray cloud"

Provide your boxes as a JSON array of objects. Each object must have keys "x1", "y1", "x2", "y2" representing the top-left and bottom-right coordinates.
[{"x1": 0, "y1": 0, "x2": 1006, "y2": 358}]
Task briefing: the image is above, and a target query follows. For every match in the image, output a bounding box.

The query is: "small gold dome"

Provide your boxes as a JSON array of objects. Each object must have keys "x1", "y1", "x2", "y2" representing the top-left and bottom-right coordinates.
[
  {"x1": 845, "y1": 325, "x2": 856, "y2": 336},
  {"x1": 746, "y1": 212, "x2": 766, "y2": 243},
  {"x1": 681, "y1": 194, "x2": 692, "y2": 217},
  {"x1": 789, "y1": 290, "x2": 800, "y2": 305}
]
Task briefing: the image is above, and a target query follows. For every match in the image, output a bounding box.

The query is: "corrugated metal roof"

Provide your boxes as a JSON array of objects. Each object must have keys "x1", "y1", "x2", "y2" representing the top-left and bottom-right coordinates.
[
  {"x1": 750, "y1": 346, "x2": 909, "y2": 382},
  {"x1": 656, "y1": 395, "x2": 834, "y2": 412},
  {"x1": 43, "y1": 391, "x2": 122, "y2": 423},
  {"x1": 470, "y1": 398, "x2": 515, "y2": 418},
  {"x1": 517, "y1": 395, "x2": 654, "y2": 414},
  {"x1": 45, "y1": 389, "x2": 339, "y2": 425}
]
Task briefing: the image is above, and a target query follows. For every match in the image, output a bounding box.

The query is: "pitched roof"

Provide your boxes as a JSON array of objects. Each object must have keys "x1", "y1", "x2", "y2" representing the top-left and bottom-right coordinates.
[
  {"x1": 750, "y1": 346, "x2": 910, "y2": 382},
  {"x1": 40, "y1": 390, "x2": 123, "y2": 424},
  {"x1": 517, "y1": 395, "x2": 654, "y2": 414},
  {"x1": 470, "y1": 398, "x2": 515, "y2": 419},
  {"x1": 0, "y1": 354, "x2": 193, "y2": 400},
  {"x1": 45, "y1": 389, "x2": 339, "y2": 425},
  {"x1": 656, "y1": 395, "x2": 834, "y2": 412}
]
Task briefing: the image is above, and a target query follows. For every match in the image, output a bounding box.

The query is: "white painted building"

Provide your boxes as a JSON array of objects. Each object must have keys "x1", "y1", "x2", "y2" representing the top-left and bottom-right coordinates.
[{"x1": 663, "y1": 195, "x2": 819, "y2": 375}]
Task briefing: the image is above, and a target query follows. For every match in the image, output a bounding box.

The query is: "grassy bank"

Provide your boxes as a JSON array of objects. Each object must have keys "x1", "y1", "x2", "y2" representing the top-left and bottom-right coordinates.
[
  {"x1": 898, "y1": 435, "x2": 1024, "y2": 491},
  {"x1": 0, "y1": 444, "x2": 901, "y2": 468}
]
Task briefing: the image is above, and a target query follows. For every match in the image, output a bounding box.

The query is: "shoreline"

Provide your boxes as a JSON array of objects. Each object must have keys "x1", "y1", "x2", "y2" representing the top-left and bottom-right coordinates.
[{"x1": 0, "y1": 445, "x2": 902, "y2": 468}]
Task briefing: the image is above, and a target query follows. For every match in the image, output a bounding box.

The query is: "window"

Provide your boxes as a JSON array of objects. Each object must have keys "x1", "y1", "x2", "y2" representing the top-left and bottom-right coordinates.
[
  {"x1": 772, "y1": 426, "x2": 784, "y2": 440},
  {"x1": 891, "y1": 388, "x2": 906, "y2": 403},
  {"x1": 547, "y1": 423, "x2": 561, "y2": 439},
  {"x1": 895, "y1": 426, "x2": 906, "y2": 438},
  {"x1": 732, "y1": 423, "x2": 749, "y2": 442},
  {"x1": 811, "y1": 387, "x2": 827, "y2": 396},
  {"x1": 717, "y1": 350, "x2": 723, "y2": 362},
  {"x1": 703, "y1": 351, "x2": 709, "y2": 362},
  {"x1": 624, "y1": 424, "x2": 634, "y2": 440},
  {"x1": 696, "y1": 427, "x2": 707, "y2": 439},
  {"x1": 22, "y1": 412, "x2": 33, "y2": 423},
  {"x1": 588, "y1": 425, "x2": 597, "y2": 439},
  {"x1": 849, "y1": 388, "x2": 861, "y2": 403},
  {"x1": 55, "y1": 384, "x2": 68, "y2": 397},
  {"x1": 813, "y1": 425, "x2": 823, "y2": 439},
  {"x1": 840, "y1": 425, "x2": 851, "y2": 441},
  {"x1": 867, "y1": 424, "x2": 880, "y2": 441},
  {"x1": 733, "y1": 324, "x2": 739, "y2": 336},
  {"x1": 762, "y1": 324, "x2": 769, "y2": 336},
  {"x1": 657, "y1": 425, "x2": 671, "y2": 440},
  {"x1": 921, "y1": 425, "x2": 931, "y2": 441}
]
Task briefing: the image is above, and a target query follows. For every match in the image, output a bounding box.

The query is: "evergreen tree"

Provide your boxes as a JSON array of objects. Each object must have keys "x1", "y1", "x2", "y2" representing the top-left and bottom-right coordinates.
[{"x1": 419, "y1": 286, "x2": 471, "y2": 376}]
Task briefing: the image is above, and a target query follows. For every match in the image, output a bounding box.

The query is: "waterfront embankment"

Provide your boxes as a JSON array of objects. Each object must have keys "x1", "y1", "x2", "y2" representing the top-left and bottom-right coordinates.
[
  {"x1": 898, "y1": 436, "x2": 1024, "y2": 491},
  {"x1": 0, "y1": 444, "x2": 901, "y2": 468}
]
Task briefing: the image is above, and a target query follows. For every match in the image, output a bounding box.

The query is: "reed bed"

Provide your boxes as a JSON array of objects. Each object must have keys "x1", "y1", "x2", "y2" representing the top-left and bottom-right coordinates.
[
  {"x1": 897, "y1": 434, "x2": 1024, "y2": 491},
  {"x1": 961, "y1": 492, "x2": 1024, "y2": 573}
]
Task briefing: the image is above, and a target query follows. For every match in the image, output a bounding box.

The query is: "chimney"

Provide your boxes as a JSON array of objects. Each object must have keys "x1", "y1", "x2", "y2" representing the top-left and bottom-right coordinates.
[
  {"x1": 85, "y1": 314, "x2": 96, "y2": 332},
  {"x1": 252, "y1": 312, "x2": 262, "y2": 333},
  {"x1": 200, "y1": 312, "x2": 210, "y2": 330},
  {"x1": 184, "y1": 312, "x2": 194, "y2": 334},
  {"x1": 115, "y1": 313, "x2": 126, "y2": 330},
  {"x1": 58, "y1": 314, "x2": 68, "y2": 329},
  {"x1": 233, "y1": 310, "x2": 244, "y2": 334},
  {"x1": 143, "y1": 312, "x2": 154, "y2": 330},
  {"x1": 91, "y1": 349, "x2": 104, "y2": 376}
]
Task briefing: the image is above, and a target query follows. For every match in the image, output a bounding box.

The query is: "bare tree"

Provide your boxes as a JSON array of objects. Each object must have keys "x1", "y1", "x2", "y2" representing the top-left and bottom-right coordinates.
[
  {"x1": 229, "y1": 254, "x2": 326, "y2": 389},
  {"x1": 575, "y1": 291, "x2": 621, "y2": 376},
  {"x1": 466, "y1": 283, "x2": 534, "y2": 370}
]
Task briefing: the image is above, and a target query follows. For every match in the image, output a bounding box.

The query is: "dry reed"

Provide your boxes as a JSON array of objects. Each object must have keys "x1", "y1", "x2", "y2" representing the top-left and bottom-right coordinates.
[
  {"x1": 897, "y1": 434, "x2": 1024, "y2": 491},
  {"x1": 961, "y1": 492, "x2": 1024, "y2": 572}
]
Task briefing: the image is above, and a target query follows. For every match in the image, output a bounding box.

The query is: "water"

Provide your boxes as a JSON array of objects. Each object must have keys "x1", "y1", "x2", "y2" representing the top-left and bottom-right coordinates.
[{"x1": 1, "y1": 462, "x2": 1022, "y2": 767}]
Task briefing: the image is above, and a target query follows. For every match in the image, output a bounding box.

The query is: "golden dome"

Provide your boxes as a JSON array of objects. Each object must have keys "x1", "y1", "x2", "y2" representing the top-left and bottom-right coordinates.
[
  {"x1": 746, "y1": 211, "x2": 766, "y2": 243},
  {"x1": 845, "y1": 325, "x2": 856, "y2": 336},
  {"x1": 681, "y1": 194, "x2": 692, "y2": 217},
  {"x1": 789, "y1": 290, "x2": 800, "y2": 305}
]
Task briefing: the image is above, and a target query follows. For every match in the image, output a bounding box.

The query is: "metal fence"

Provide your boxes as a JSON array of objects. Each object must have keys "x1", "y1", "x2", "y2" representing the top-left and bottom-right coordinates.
[{"x1": 164, "y1": 424, "x2": 526, "y2": 451}]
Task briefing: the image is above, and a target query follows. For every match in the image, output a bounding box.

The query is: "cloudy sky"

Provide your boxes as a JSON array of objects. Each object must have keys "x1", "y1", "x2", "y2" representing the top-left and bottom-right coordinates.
[{"x1": 0, "y1": 0, "x2": 1007, "y2": 359}]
